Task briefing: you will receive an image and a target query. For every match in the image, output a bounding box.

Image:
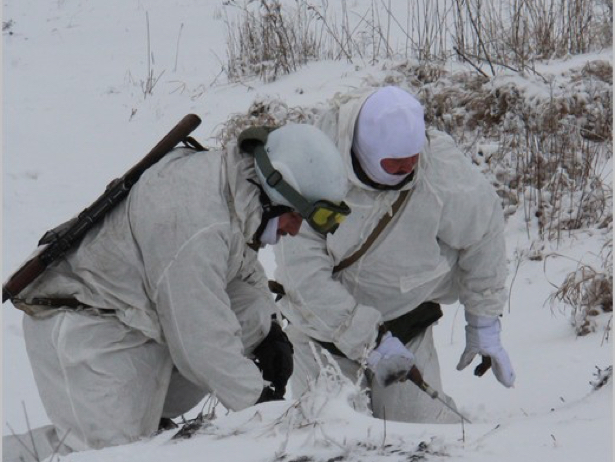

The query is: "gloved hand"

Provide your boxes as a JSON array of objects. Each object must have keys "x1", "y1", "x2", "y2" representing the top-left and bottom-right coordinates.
[
  {"x1": 456, "y1": 312, "x2": 516, "y2": 387},
  {"x1": 253, "y1": 321, "x2": 294, "y2": 399},
  {"x1": 367, "y1": 332, "x2": 415, "y2": 386},
  {"x1": 256, "y1": 385, "x2": 280, "y2": 404}
]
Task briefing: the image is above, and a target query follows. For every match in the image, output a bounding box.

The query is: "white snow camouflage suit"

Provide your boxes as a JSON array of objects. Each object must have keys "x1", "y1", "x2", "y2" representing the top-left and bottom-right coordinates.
[
  {"x1": 273, "y1": 88, "x2": 508, "y2": 423},
  {"x1": 13, "y1": 143, "x2": 275, "y2": 453}
]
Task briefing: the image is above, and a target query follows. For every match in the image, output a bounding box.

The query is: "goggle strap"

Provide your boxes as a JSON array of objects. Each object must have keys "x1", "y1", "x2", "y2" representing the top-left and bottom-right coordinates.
[
  {"x1": 254, "y1": 144, "x2": 315, "y2": 219},
  {"x1": 246, "y1": 178, "x2": 293, "y2": 219}
]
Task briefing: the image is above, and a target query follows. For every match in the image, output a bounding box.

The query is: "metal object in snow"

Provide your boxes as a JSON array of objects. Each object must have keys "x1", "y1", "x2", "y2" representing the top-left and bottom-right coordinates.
[{"x1": 406, "y1": 366, "x2": 472, "y2": 424}]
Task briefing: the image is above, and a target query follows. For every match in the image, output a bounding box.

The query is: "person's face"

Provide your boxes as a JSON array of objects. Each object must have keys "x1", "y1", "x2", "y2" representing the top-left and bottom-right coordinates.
[
  {"x1": 380, "y1": 154, "x2": 419, "y2": 176},
  {"x1": 277, "y1": 211, "x2": 303, "y2": 237}
]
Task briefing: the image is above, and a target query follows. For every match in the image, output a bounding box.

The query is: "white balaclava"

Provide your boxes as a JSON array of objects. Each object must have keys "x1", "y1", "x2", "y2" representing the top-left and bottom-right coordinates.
[
  {"x1": 259, "y1": 216, "x2": 280, "y2": 245},
  {"x1": 256, "y1": 123, "x2": 348, "y2": 207},
  {"x1": 352, "y1": 86, "x2": 425, "y2": 186}
]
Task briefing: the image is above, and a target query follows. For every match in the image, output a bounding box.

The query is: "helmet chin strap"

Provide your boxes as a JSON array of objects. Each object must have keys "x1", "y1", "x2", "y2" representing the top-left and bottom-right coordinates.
[{"x1": 247, "y1": 179, "x2": 292, "y2": 250}]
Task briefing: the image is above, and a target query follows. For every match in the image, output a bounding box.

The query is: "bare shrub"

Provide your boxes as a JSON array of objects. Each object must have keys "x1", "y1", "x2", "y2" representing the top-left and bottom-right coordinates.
[
  {"x1": 381, "y1": 0, "x2": 453, "y2": 62},
  {"x1": 222, "y1": 0, "x2": 458, "y2": 82},
  {"x1": 451, "y1": 0, "x2": 613, "y2": 75},
  {"x1": 548, "y1": 233, "x2": 613, "y2": 337},
  {"x1": 171, "y1": 394, "x2": 219, "y2": 440},
  {"x1": 222, "y1": 0, "x2": 328, "y2": 82},
  {"x1": 591, "y1": 365, "x2": 613, "y2": 389},
  {"x1": 141, "y1": 11, "x2": 164, "y2": 99},
  {"x1": 549, "y1": 258, "x2": 613, "y2": 336},
  {"x1": 221, "y1": 0, "x2": 612, "y2": 82}
]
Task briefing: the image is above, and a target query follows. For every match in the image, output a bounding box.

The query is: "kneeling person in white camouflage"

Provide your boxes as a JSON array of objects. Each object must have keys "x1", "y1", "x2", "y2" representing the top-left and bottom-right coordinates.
[
  {"x1": 273, "y1": 87, "x2": 515, "y2": 424},
  {"x1": 5, "y1": 123, "x2": 350, "y2": 459}
]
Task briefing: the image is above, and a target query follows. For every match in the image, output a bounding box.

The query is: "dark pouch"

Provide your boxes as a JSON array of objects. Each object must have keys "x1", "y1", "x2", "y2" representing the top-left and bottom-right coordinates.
[
  {"x1": 318, "y1": 301, "x2": 443, "y2": 358},
  {"x1": 382, "y1": 301, "x2": 443, "y2": 345}
]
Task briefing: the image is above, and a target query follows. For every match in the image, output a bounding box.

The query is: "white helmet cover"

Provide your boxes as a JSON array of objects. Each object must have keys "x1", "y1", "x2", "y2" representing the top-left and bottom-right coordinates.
[{"x1": 256, "y1": 124, "x2": 348, "y2": 207}]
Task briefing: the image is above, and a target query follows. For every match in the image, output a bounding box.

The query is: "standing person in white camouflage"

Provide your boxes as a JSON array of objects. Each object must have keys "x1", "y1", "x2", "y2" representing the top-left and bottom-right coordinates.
[
  {"x1": 273, "y1": 86, "x2": 515, "y2": 423},
  {"x1": 3, "y1": 123, "x2": 351, "y2": 461}
]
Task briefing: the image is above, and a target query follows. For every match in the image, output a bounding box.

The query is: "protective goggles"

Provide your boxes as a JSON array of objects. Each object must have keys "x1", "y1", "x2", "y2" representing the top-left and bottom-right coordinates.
[
  {"x1": 253, "y1": 144, "x2": 350, "y2": 235},
  {"x1": 306, "y1": 200, "x2": 351, "y2": 234}
]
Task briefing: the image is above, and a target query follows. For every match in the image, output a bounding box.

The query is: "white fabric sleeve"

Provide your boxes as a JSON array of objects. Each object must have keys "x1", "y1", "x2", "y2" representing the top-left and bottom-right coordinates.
[
  {"x1": 274, "y1": 225, "x2": 381, "y2": 361},
  {"x1": 226, "y1": 275, "x2": 274, "y2": 355},
  {"x1": 434, "y1": 139, "x2": 508, "y2": 318},
  {"x1": 154, "y1": 228, "x2": 265, "y2": 411},
  {"x1": 454, "y1": 197, "x2": 508, "y2": 318}
]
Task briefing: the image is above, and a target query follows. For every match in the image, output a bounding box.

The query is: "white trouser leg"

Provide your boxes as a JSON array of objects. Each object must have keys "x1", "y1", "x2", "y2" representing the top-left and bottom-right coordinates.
[
  {"x1": 161, "y1": 368, "x2": 209, "y2": 419},
  {"x1": 23, "y1": 310, "x2": 173, "y2": 452}
]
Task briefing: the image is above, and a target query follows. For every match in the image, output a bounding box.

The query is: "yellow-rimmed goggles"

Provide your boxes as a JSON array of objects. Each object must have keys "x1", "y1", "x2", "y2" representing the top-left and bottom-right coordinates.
[{"x1": 307, "y1": 201, "x2": 351, "y2": 234}]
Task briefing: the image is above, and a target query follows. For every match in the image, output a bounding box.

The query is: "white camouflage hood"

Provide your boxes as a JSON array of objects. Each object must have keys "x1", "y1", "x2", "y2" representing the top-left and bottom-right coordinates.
[{"x1": 316, "y1": 87, "x2": 426, "y2": 191}]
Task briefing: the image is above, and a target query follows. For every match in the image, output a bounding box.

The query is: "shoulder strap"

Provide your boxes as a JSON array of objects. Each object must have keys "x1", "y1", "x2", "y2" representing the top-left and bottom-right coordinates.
[
  {"x1": 333, "y1": 189, "x2": 410, "y2": 274},
  {"x1": 267, "y1": 189, "x2": 410, "y2": 300}
]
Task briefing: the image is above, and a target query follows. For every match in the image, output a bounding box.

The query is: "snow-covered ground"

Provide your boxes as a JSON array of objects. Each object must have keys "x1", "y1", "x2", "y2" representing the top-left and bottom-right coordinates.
[{"x1": 2, "y1": 1, "x2": 612, "y2": 461}]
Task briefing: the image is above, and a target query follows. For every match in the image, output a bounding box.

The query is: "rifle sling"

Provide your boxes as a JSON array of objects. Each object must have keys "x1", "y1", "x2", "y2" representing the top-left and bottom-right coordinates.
[
  {"x1": 333, "y1": 189, "x2": 410, "y2": 273},
  {"x1": 268, "y1": 189, "x2": 410, "y2": 298},
  {"x1": 21, "y1": 297, "x2": 90, "y2": 308}
]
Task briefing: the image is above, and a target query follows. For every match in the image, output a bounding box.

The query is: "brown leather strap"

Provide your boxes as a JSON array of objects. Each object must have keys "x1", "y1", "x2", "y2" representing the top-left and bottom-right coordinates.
[
  {"x1": 333, "y1": 189, "x2": 410, "y2": 274},
  {"x1": 20, "y1": 297, "x2": 90, "y2": 308},
  {"x1": 268, "y1": 189, "x2": 411, "y2": 300},
  {"x1": 13, "y1": 297, "x2": 120, "y2": 317}
]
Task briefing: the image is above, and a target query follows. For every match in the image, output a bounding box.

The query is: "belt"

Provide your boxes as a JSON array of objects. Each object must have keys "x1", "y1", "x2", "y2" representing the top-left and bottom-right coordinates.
[
  {"x1": 18, "y1": 297, "x2": 92, "y2": 309},
  {"x1": 316, "y1": 301, "x2": 443, "y2": 358},
  {"x1": 12, "y1": 296, "x2": 118, "y2": 317}
]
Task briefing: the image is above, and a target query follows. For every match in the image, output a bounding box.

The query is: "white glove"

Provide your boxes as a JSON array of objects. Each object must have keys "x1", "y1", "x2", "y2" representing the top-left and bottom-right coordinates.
[
  {"x1": 456, "y1": 312, "x2": 516, "y2": 388},
  {"x1": 367, "y1": 332, "x2": 415, "y2": 386}
]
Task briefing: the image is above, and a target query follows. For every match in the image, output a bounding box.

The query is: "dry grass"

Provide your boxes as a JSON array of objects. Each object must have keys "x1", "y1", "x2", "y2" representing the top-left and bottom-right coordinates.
[
  {"x1": 549, "y1": 236, "x2": 613, "y2": 336},
  {"x1": 221, "y1": 0, "x2": 612, "y2": 82},
  {"x1": 222, "y1": 0, "x2": 324, "y2": 83},
  {"x1": 216, "y1": 96, "x2": 317, "y2": 147}
]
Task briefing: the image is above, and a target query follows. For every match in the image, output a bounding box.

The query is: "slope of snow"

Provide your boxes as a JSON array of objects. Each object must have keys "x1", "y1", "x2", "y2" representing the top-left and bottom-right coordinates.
[{"x1": 2, "y1": 1, "x2": 612, "y2": 461}]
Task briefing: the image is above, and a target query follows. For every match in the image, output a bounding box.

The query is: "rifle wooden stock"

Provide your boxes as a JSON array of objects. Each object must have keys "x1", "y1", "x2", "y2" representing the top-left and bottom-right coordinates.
[{"x1": 3, "y1": 114, "x2": 202, "y2": 304}]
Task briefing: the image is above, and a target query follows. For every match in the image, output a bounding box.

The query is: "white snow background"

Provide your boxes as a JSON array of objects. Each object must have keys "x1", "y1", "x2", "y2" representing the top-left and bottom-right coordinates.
[{"x1": 2, "y1": 1, "x2": 613, "y2": 461}]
